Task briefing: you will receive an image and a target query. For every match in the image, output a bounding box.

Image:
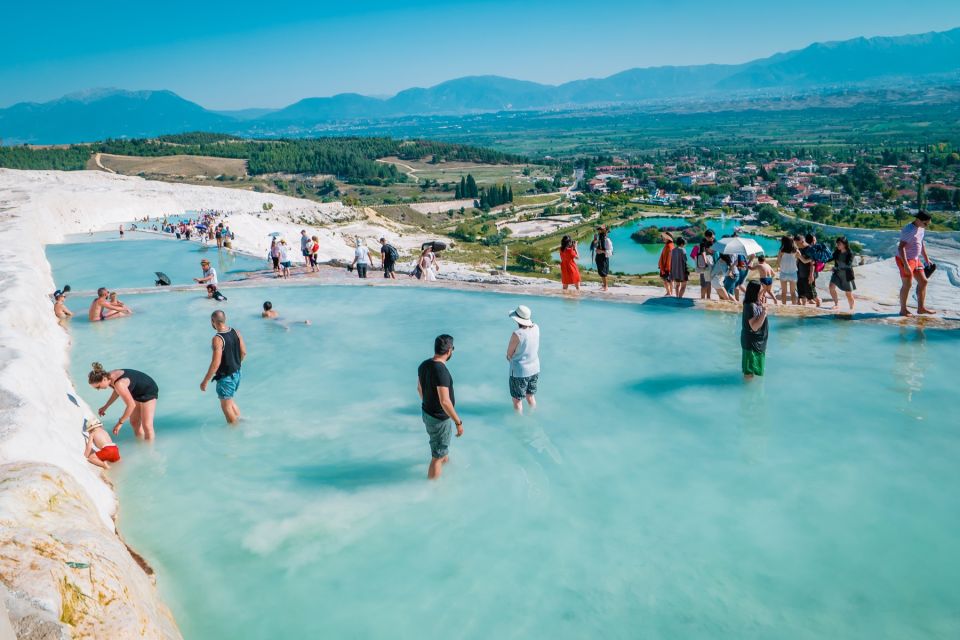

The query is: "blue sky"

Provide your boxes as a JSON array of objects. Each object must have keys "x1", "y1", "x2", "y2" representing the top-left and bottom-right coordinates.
[{"x1": 2, "y1": 0, "x2": 959, "y2": 109}]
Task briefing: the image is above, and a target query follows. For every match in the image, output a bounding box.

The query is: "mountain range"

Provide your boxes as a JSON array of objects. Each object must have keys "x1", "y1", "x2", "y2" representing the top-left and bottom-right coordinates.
[{"x1": 2, "y1": 27, "x2": 959, "y2": 144}]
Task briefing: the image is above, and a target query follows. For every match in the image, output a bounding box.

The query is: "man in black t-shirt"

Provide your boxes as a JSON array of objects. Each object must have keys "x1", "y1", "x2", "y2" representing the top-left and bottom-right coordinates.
[{"x1": 417, "y1": 334, "x2": 463, "y2": 480}]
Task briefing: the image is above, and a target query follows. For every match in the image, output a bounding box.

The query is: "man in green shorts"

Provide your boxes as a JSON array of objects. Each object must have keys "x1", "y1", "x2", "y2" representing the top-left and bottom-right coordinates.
[
  {"x1": 740, "y1": 281, "x2": 768, "y2": 379},
  {"x1": 417, "y1": 334, "x2": 463, "y2": 480}
]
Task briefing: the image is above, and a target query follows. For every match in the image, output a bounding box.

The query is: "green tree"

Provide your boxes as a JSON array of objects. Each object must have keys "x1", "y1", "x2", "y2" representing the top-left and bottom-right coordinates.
[
  {"x1": 466, "y1": 174, "x2": 478, "y2": 198},
  {"x1": 808, "y1": 204, "x2": 832, "y2": 222}
]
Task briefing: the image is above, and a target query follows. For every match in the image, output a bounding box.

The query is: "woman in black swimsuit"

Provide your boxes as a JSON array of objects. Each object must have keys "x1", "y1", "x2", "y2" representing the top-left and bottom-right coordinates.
[{"x1": 88, "y1": 362, "x2": 159, "y2": 440}]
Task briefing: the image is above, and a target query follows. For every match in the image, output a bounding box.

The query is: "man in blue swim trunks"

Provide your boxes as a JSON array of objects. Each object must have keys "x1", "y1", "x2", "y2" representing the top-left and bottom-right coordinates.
[{"x1": 200, "y1": 310, "x2": 247, "y2": 424}]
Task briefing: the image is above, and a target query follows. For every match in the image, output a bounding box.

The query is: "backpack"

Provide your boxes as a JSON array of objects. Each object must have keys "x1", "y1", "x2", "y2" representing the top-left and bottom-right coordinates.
[
  {"x1": 808, "y1": 243, "x2": 831, "y2": 273},
  {"x1": 691, "y1": 244, "x2": 701, "y2": 260},
  {"x1": 385, "y1": 244, "x2": 399, "y2": 262}
]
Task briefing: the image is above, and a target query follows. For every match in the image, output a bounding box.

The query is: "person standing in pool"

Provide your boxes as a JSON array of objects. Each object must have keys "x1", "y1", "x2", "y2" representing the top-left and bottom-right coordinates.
[
  {"x1": 201, "y1": 310, "x2": 246, "y2": 425},
  {"x1": 194, "y1": 259, "x2": 218, "y2": 287},
  {"x1": 88, "y1": 287, "x2": 131, "y2": 322},
  {"x1": 506, "y1": 305, "x2": 540, "y2": 413},
  {"x1": 119, "y1": 224, "x2": 124, "y2": 239},
  {"x1": 88, "y1": 362, "x2": 159, "y2": 440},
  {"x1": 417, "y1": 334, "x2": 462, "y2": 480},
  {"x1": 740, "y1": 282, "x2": 769, "y2": 380},
  {"x1": 595, "y1": 226, "x2": 613, "y2": 292}
]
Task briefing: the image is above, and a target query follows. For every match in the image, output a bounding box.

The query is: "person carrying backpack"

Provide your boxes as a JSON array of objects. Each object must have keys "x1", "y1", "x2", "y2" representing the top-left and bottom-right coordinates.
[{"x1": 380, "y1": 237, "x2": 399, "y2": 280}]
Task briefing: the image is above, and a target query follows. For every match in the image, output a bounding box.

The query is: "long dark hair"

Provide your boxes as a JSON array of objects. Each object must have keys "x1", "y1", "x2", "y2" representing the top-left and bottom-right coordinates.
[
  {"x1": 743, "y1": 281, "x2": 762, "y2": 306},
  {"x1": 560, "y1": 235, "x2": 573, "y2": 250},
  {"x1": 780, "y1": 235, "x2": 795, "y2": 253}
]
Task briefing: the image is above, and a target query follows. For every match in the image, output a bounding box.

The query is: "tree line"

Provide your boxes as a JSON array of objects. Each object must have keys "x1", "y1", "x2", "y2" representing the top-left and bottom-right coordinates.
[
  {"x1": 0, "y1": 146, "x2": 90, "y2": 170},
  {"x1": 0, "y1": 135, "x2": 525, "y2": 185}
]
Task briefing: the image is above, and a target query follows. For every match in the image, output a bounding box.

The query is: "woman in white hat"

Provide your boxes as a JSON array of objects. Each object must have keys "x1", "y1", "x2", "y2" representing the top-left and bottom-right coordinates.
[{"x1": 505, "y1": 305, "x2": 540, "y2": 413}]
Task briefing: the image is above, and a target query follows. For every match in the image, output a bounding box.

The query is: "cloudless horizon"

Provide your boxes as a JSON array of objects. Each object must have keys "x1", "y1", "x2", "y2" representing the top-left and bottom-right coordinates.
[{"x1": 3, "y1": 0, "x2": 960, "y2": 110}]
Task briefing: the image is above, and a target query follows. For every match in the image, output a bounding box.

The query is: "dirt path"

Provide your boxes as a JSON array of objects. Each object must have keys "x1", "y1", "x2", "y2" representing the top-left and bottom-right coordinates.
[
  {"x1": 377, "y1": 158, "x2": 417, "y2": 179},
  {"x1": 93, "y1": 153, "x2": 116, "y2": 173}
]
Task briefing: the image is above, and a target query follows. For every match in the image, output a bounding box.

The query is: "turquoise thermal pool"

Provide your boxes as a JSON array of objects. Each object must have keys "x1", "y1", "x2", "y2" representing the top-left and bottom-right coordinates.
[
  {"x1": 46, "y1": 233, "x2": 265, "y2": 290},
  {"x1": 52, "y1": 244, "x2": 959, "y2": 638}
]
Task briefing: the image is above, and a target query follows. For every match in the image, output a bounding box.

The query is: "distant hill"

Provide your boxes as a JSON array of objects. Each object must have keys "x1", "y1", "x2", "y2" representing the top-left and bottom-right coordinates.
[
  {"x1": 0, "y1": 89, "x2": 234, "y2": 144},
  {"x1": 2, "y1": 27, "x2": 959, "y2": 143}
]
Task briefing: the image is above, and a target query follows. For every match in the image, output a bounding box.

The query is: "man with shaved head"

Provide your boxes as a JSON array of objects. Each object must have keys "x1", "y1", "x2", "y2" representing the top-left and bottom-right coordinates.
[{"x1": 200, "y1": 310, "x2": 246, "y2": 424}]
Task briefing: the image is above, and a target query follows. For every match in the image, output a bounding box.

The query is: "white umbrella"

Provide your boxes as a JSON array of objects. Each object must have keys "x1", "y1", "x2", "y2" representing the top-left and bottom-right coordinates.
[{"x1": 717, "y1": 236, "x2": 765, "y2": 256}]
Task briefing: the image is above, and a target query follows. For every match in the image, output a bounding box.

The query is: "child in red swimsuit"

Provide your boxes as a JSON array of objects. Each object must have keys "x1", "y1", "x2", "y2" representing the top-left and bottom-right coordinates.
[{"x1": 83, "y1": 418, "x2": 121, "y2": 469}]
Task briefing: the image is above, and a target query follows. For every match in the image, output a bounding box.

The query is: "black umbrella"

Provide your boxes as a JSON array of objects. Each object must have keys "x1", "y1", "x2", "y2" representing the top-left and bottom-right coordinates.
[
  {"x1": 422, "y1": 241, "x2": 447, "y2": 252},
  {"x1": 155, "y1": 272, "x2": 171, "y2": 286}
]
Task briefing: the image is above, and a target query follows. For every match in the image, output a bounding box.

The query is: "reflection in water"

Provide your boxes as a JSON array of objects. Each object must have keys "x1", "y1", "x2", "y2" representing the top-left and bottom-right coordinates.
[
  {"x1": 737, "y1": 379, "x2": 769, "y2": 464},
  {"x1": 894, "y1": 327, "x2": 927, "y2": 405}
]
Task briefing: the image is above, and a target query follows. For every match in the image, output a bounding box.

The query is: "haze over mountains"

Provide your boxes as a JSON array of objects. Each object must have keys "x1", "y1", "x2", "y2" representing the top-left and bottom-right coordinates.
[{"x1": 2, "y1": 27, "x2": 959, "y2": 144}]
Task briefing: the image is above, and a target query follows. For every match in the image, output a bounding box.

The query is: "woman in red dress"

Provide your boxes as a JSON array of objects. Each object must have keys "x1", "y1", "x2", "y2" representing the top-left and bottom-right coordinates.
[{"x1": 559, "y1": 235, "x2": 581, "y2": 291}]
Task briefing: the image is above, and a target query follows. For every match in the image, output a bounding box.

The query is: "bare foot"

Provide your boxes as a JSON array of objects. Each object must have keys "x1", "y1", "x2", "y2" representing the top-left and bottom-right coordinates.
[
  {"x1": 918, "y1": 308, "x2": 937, "y2": 315},
  {"x1": 899, "y1": 308, "x2": 913, "y2": 317}
]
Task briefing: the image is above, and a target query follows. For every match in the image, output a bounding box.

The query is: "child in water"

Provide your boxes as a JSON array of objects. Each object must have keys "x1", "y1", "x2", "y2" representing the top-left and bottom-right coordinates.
[
  {"x1": 82, "y1": 418, "x2": 120, "y2": 469},
  {"x1": 206, "y1": 284, "x2": 227, "y2": 301}
]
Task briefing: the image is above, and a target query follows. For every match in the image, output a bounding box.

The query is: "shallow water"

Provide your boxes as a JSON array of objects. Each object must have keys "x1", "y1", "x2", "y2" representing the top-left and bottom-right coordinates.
[
  {"x1": 61, "y1": 276, "x2": 960, "y2": 638},
  {"x1": 562, "y1": 217, "x2": 782, "y2": 275},
  {"x1": 47, "y1": 233, "x2": 265, "y2": 291}
]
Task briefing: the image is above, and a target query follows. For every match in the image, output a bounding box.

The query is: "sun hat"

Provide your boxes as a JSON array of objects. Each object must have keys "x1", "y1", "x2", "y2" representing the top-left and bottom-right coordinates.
[
  {"x1": 509, "y1": 305, "x2": 534, "y2": 327},
  {"x1": 200, "y1": 259, "x2": 210, "y2": 265},
  {"x1": 84, "y1": 418, "x2": 104, "y2": 433}
]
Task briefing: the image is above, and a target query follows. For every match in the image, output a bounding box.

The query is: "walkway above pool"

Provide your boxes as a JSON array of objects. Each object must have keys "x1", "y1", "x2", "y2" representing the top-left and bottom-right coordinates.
[{"x1": 64, "y1": 263, "x2": 960, "y2": 330}]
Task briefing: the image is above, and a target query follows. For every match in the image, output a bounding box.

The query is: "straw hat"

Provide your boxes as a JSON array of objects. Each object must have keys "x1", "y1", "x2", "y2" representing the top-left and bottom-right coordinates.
[
  {"x1": 84, "y1": 418, "x2": 104, "y2": 433},
  {"x1": 509, "y1": 305, "x2": 534, "y2": 327}
]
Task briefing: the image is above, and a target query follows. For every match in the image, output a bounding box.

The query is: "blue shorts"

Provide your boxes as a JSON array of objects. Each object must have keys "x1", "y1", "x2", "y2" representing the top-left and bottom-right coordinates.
[
  {"x1": 422, "y1": 412, "x2": 453, "y2": 459},
  {"x1": 215, "y1": 371, "x2": 241, "y2": 399},
  {"x1": 723, "y1": 276, "x2": 737, "y2": 295}
]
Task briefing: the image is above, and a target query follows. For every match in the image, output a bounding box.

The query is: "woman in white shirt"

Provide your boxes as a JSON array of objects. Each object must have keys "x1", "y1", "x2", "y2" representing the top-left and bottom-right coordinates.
[
  {"x1": 505, "y1": 305, "x2": 540, "y2": 413},
  {"x1": 776, "y1": 235, "x2": 799, "y2": 305}
]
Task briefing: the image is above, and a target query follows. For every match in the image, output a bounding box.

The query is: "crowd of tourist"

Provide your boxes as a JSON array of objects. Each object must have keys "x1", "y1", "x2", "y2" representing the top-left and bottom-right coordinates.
[
  {"x1": 56, "y1": 210, "x2": 939, "y2": 477},
  {"x1": 555, "y1": 212, "x2": 937, "y2": 318}
]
